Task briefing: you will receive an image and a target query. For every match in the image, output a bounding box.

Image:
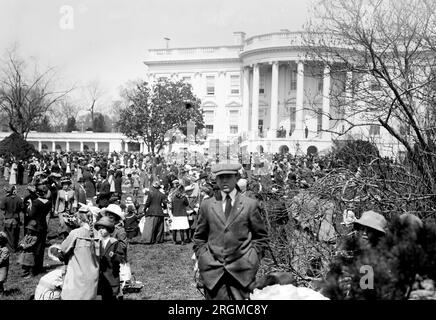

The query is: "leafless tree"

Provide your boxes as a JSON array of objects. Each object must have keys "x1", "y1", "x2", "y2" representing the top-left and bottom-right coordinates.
[
  {"x1": 0, "y1": 49, "x2": 73, "y2": 139},
  {"x1": 304, "y1": 0, "x2": 436, "y2": 193},
  {"x1": 83, "y1": 80, "x2": 106, "y2": 128},
  {"x1": 49, "y1": 98, "x2": 83, "y2": 131}
]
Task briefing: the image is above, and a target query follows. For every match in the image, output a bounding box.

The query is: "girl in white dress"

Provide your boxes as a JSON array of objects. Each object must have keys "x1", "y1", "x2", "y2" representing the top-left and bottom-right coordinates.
[{"x1": 9, "y1": 162, "x2": 17, "y2": 185}]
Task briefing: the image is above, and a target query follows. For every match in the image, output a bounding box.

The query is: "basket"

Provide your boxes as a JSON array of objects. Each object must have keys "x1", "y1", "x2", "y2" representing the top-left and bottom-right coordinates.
[{"x1": 122, "y1": 275, "x2": 144, "y2": 294}]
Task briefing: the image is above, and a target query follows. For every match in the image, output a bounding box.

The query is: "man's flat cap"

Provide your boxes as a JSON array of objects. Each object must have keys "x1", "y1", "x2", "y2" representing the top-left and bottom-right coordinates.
[{"x1": 211, "y1": 163, "x2": 242, "y2": 176}]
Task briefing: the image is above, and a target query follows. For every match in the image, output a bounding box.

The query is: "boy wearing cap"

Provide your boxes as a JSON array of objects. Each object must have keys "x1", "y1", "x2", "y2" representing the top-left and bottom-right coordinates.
[
  {"x1": 17, "y1": 220, "x2": 39, "y2": 278},
  {"x1": 193, "y1": 162, "x2": 268, "y2": 300}
]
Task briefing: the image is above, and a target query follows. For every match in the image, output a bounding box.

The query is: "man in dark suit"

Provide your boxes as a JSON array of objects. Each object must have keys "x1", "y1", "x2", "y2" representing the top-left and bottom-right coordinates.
[
  {"x1": 141, "y1": 181, "x2": 167, "y2": 244},
  {"x1": 97, "y1": 171, "x2": 111, "y2": 209},
  {"x1": 28, "y1": 184, "x2": 52, "y2": 275},
  {"x1": 193, "y1": 163, "x2": 268, "y2": 300},
  {"x1": 73, "y1": 177, "x2": 87, "y2": 211}
]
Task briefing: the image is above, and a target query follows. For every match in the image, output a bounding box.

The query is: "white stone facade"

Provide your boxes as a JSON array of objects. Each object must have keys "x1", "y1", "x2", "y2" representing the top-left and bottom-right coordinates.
[{"x1": 144, "y1": 31, "x2": 403, "y2": 157}]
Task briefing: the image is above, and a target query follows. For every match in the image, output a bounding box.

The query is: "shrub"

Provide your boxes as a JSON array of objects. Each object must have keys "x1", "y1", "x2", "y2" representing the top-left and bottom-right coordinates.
[{"x1": 0, "y1": 132, "x2": 39, "y2": 160}]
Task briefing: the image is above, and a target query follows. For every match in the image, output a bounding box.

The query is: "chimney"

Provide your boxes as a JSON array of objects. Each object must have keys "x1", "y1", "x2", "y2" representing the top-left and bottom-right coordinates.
[{"x1": 233, "y1": 31, "x2": 246, "y2": 45}]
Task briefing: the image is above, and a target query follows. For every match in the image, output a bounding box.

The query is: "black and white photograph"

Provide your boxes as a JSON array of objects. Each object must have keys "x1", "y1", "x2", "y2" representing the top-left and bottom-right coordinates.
[{"x1": 1, "y1": 0, "x2": 436, "y2": 307}]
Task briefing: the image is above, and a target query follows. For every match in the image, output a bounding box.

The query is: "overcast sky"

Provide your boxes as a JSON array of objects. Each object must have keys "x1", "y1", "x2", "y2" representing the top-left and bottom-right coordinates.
[{"x1": 0, "y1": 0, "x2": 313, "y2": 107}]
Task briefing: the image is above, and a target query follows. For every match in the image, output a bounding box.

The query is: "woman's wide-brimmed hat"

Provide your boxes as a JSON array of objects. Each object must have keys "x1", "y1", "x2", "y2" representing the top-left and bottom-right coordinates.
[
  {"x1": 94, "y1": 216, "x2": 115, "y2": 233},
  {"x1": 100, "y1": 204, "x2": 125, "y2": 220},
  {"x1": 60, "y1": 178, "x2": 72, "y2": 185},
  {"x1": 47, "y1": 244, "x2": 62, "y2": 262},
  {"x1": 354, "y1": 210, "x2": 387, "y2": 234}
]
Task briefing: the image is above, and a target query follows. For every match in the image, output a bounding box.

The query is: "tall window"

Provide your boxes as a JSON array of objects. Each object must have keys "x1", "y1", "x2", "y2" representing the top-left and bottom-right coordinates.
[
  {"x1": 182, "y1": 76, "x2": 191, "y2": 84},
  {"x1": 230, "y1": 75, "x2": 240, "y2": 94},
  {"x1": 369, "y1": 125, "x2": 380, "y2": 136},
  {"x1": 317, "y1": 107, "x2": 323, "y2": 133},
  {"x1": 318, "y1": 79, "x2": 323, "y2": 93},
  {"x1": 229, "y1": 125, "x2": 238, "y2": 134},
  {"x1": 229, "y1": 110, "x2": 240, "y2": 119},
  {"x1": 370, "y1": 80, "x2": 381, "y2": 91},
  {"x1": 259, "y1": 75, "x2": 266, "y2": 94},
  {"x1": 203, "y1": 110, "x2": 215, "y2": 123},
  {"x1": 290, "y1": 70, "x2": 297, "y2": 91},
  {"x1": 205, "y1": 125, "x2": 214, "y2": 134},
  {"x1": 206, "y1": 76, "x2": 215, "y2": 95}
]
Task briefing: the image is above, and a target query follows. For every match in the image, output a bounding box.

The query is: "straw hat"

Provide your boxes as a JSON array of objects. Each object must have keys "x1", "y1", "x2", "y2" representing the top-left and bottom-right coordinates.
[
  {"x1": 354, "y1": 210, "x2": 387, "y2": 234},
  {"x1": 101, "y1": 204, "x2": 125, "y2": 220},
  {"x1": 47, "y1": 244, "x2": 62, "y2": 262}
]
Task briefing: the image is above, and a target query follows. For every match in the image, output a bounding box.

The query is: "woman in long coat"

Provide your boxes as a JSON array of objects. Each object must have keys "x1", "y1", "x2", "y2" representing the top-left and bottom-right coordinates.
[
  {"x1": 59, "y1": 207, "x2": 100, "y2": 300},
  {"x1": 82, "y1": 167, "x2": 96, "y2": 203}
]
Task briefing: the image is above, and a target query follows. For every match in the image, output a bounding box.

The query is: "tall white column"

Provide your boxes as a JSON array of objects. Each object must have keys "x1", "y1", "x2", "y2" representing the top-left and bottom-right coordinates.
[
  {"x1": 218, "y1": 71, "x2": 227, "y2": 139},
  {"x1": 140, "y1": 142, "x2": 144, "y2": 153},
  {"x1": 124, "y1": 142, "x2": 128, "y2": 152},
  {"x1": 80, "y1": 142, "x2": 84, "y2": 152},
  {"x1": 269, "y1": 61, "x2": 279, "y2": 138},
  {"x1": 295, "y1": 61, "x2": 305, "y2": 138},
  {"x1": 242, "y1": 67, "x2": 250, "y2": 136},
  {"x1": 66, "y1": 141, "x2": 70, "y2": 152},
  {"x1": 38, "y1": 141, "x2": 42, "y2": 152},
  {"x1": 94, "y1": 141, "x2": 98, "y2": 152},
  {"x1": 251, "y1": 64, "x2": 260, "y2": 139},
  {"x1": 52, "y1": 141, "x2": 56, "y2": 152},
  {"x1": 322, "y1": 65, "x2": 331, "y2": 139},
  {"x1": 346, "y1": 71, "x2": 354, "y2": 128}
]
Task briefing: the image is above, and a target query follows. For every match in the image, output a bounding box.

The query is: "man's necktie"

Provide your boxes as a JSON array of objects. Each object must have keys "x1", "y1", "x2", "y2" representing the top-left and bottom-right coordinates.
[{"x1": 225, "y1": 194, "x2": 232, "y2": 219}]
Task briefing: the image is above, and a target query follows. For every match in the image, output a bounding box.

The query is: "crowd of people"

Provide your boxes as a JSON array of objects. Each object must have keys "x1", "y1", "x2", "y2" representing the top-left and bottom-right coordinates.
[
  {"x1": 1, "y1": 149, "x2": 406, "y2": 300},
  {"x1": 0, "y1": 149, "x2": 333, "y2": 299}
]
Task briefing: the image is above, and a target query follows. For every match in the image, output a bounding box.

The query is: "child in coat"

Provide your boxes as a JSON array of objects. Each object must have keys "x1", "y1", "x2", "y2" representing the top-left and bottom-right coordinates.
[
  {"x1": 95, "y1": 216, "x2": 125, "y2": 300},
  {"x1": 132, "y1": 172, "x2": 140, "y2": 198},
  {"x1": 17, "y1": 221, "x2": 39, "y2": 278},
  {"x1": 124, "y1": 205, "x2": 139, "y2": 240},
  {"x1": 0, "y1": 231, "x2": 10, "y2": 294}
]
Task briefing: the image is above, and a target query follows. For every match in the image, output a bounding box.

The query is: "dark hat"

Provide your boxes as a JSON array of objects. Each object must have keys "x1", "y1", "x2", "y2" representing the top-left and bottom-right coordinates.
[
  {"x1": 78, "y1": 177, "x2": 85, "y2": 183},
  {"x1": 211, "y1": 163, "x2": 242, "y2": 176},
  {"x1": 61, "y1": 178, "x2": 72, "y2": 185},
  {"x1": 94, "y1": 216, "x2": 115, "y2": 233},
  {"x1": 36, "y1": 184, "x2": 48, "y2": 196},
  {"x1": 152, "y1": 181, "x2": 161, "y2": 188},
  {"x1": 197, "y1": 172, "x2": 208, "y2": 181},
  {"x1": 25, "y1": 220, "x2": 38, "y2": 232}
]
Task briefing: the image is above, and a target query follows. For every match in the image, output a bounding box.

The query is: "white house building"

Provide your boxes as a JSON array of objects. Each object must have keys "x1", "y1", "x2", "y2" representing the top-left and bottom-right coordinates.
[{"x1": 143, "y1": 31, "x2": 403, "y2": 157}]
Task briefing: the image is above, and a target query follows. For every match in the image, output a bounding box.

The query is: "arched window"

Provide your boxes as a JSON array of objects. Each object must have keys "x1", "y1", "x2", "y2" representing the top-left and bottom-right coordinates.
[
  {"x1": 307, "y1": 145, "x2": 318, "y2": 156},
  {"x1": 279, "y1": 145, "x2": 289, "y2": 154}
]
